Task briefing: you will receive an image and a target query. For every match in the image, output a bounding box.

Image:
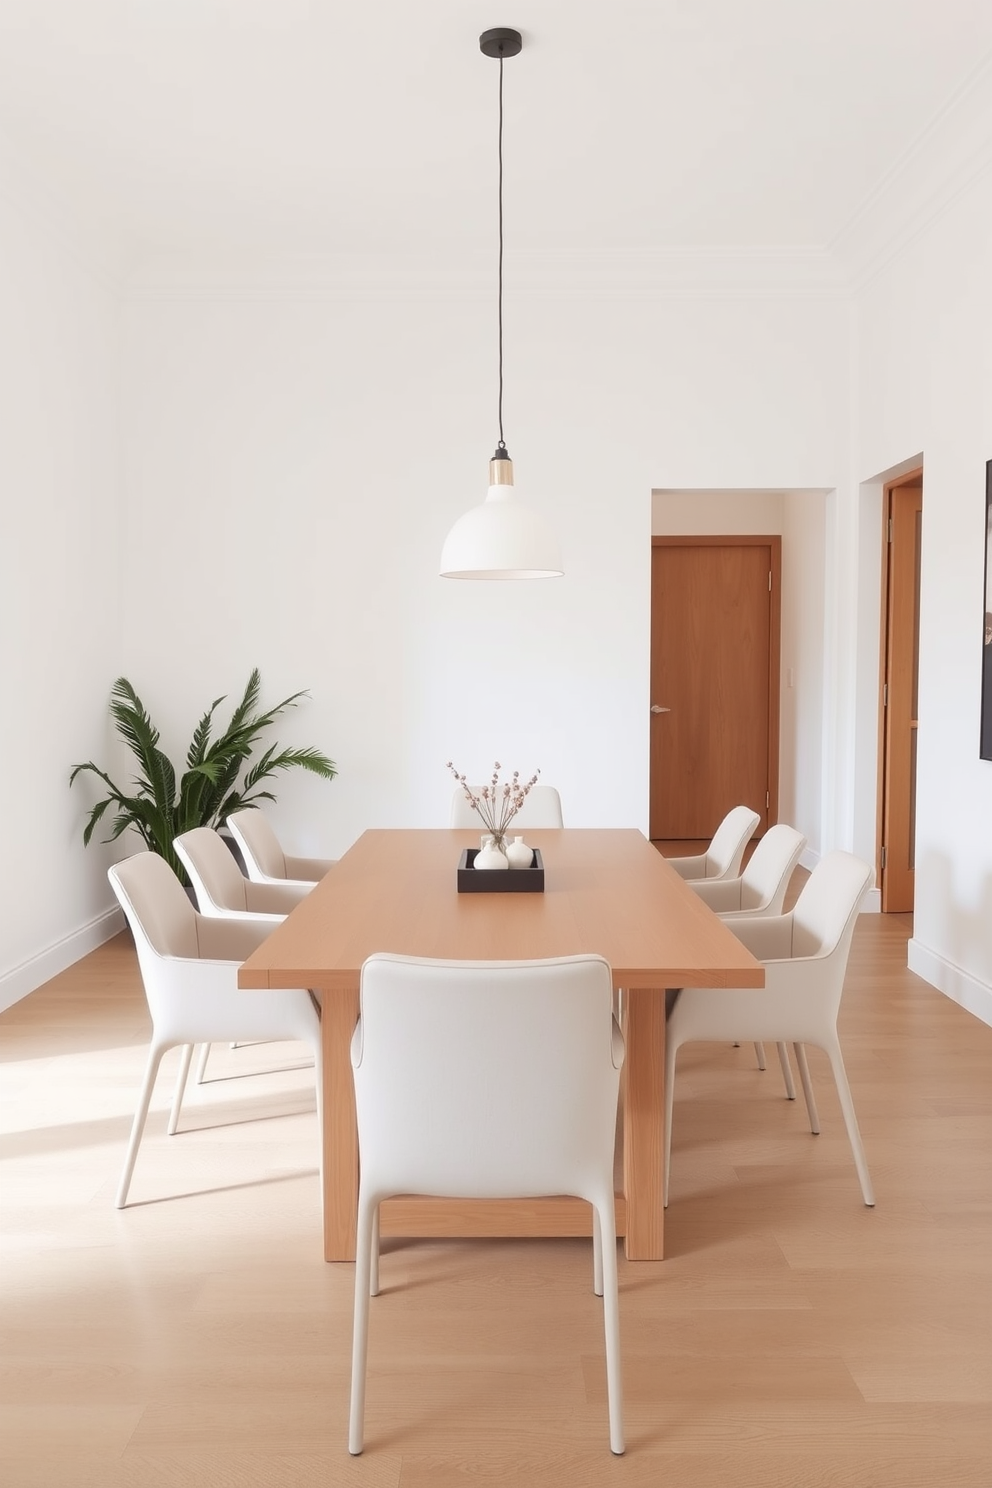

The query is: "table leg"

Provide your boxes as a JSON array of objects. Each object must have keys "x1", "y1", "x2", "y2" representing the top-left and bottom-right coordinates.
[
  {"x1": 323, "y1": 987, "x2": 360, "y2": 1261},
  {"x1": 622, "y1": 986, "x2": 666, "y2": 1260}
]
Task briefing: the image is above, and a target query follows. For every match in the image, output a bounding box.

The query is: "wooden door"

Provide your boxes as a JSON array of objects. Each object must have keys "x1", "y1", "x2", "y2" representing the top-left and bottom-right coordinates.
[
  {"x1": 650, "y1": 537, "x2": 780, "y2": 841},
  {"x1": 879, "y1": 473, "x2": 923, "y2": 913}
]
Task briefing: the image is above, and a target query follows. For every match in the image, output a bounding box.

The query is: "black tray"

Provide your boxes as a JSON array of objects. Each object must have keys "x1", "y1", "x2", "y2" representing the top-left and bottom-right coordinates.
[{"x1": 457, "y1": 847, "x2": 545, "y2": 893}]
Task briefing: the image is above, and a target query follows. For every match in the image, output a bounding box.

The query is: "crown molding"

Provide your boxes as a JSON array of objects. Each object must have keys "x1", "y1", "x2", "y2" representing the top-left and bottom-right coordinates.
[
  {"x1": 6, "y1": 49, "x2": 991, "y2": 308},
  {"x1": 831, "y1": 52, "x2": 992, "y2": 293},
  {"x1": 122, "y1": 56, "x2": 992, "y2": 306},
  {"x1": 122, "y1": 245, "x2": 848, "y2": 302}
]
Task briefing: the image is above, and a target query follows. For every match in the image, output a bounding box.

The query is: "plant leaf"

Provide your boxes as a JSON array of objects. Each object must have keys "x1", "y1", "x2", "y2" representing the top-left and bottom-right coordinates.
[
  {"x1": 242, "y1": 746, "x2": 337, "y2": 792},
  {"x1": 186, "y1": 695, "x2": 226, "y2": 769},
  {"x1": 71, "y1": 669, "x2": 333, "y2": 887}
]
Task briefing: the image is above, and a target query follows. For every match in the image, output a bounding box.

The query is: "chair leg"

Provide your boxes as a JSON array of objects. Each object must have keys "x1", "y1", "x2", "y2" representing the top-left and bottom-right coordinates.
[
  {"x1": 825, "y1": 1041, "x2": 875, "y2": 1206},
  {"x1": 370, "y1": 1206, "x2": 380, "y2": 1298},
  {"x1": 777, "y1": 1041, "x2": 797, "y2": 1100},
  {"x1": 595, "y1": 1193, "x2": 624, "y2": 1456},
  {"x1": 116, "y1": 1043, "x2": 167, "y2": 1209},
  {"x1": 793, "y1": 1043, "x2": 820, "y2": 1133},
  {"x1": 753, "y1": 1041, "x2": 767, "y2": 1069},
  {"x1": 592, "y1": 1204, "x2": 603, "y2": 1297},
  {"x1": 195, "y1": 1042, "x2": 211, "y2": 1084},
  {"x1": 349, "y1": 1194, "x2": 378, "y2": 1455},
  {"x1": 167, "y1": 1044, "x2": 195, "y2": 1135}
]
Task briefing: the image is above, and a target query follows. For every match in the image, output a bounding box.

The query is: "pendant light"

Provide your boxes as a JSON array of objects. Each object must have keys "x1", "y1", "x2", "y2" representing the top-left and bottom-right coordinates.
[{"x1": 440, "y1": 27, "x2": 563, "y2": 581}]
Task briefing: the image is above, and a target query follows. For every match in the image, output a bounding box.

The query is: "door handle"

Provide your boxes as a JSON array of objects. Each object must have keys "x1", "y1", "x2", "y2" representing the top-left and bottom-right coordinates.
[{"x1": 650, "y1": 705, "x2": 671, "y2": 714}]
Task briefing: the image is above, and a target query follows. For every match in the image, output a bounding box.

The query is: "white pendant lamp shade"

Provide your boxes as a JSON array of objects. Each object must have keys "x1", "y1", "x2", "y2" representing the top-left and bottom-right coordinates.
[
  {"x1": 440, "y1": 27, "x2": 563, "y2": 581},
  {"x1": 440, "y1": 454, "x2": 563, "y2": 580}
]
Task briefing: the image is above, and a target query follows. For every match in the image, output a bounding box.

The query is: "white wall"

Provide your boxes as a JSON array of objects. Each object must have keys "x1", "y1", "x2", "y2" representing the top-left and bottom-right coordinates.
[
  {"x1": 15, "y1": 156, "x2": 992, "y2": 1027},
  {"x1": 0, "y1": 151, "x2": 122, "y2": 1010},
  {"x1": 117, "y1": 289, "x2": 849, "y2": 869},
  {"x1": 855, "y1": 175, "x2": 992, "y2": 1021},
  {"x1": 781, "y1": 492, "x2": 827, "y2": 852},
  {"x1": 25, "y1": 153, "x2": 992, "y2": 1023}
]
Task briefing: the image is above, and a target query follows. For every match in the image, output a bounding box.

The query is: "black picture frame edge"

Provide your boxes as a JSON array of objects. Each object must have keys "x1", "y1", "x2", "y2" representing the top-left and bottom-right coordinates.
[{"x1": 980, "y1": 459, "x2": 992, "y2": 761}]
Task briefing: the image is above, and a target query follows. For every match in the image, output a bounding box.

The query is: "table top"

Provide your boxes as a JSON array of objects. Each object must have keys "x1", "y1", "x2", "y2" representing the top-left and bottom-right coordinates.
[{"x1": 238, "y1": 828, "x2": 764, "y2": 993}]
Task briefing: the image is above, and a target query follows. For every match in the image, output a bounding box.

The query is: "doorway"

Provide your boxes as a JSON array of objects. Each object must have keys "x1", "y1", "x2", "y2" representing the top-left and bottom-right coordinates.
[
  {"x1": 649, "y1": 536, "x2": 781, "y2": 842},
  {"x1": 877, "y1": 470, "x2": 923, "y2": 913}
]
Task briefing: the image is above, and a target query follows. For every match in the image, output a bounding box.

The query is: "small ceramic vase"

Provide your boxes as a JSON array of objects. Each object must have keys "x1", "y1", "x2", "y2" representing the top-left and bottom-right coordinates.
[
  {"x1": 475, "y1": 834, "x2": 509, "y2": 870},
  {"x1": 505, "y1": 835, "x2": 533, "y2": 870}
]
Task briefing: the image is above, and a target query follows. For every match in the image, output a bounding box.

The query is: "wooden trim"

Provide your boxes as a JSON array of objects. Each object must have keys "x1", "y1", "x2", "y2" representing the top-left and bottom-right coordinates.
[
  {"x1": 651, "y1": 534, "x2": 779, "y2": 547},
  {"x1": 768, "y1": 536, "x2": 782, "y2": 825},
  {"x1": 875, "y1": 496, "x2": 890, "y2": 893},
  {"x1": 877, "y1": 467, "x2": 923, "y2": 909}
]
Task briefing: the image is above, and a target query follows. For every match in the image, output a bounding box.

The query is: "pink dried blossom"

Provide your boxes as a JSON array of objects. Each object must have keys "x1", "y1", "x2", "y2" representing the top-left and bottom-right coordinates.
[{"x1": 446, "y1": 760, "x2": 541, "y2": 842}]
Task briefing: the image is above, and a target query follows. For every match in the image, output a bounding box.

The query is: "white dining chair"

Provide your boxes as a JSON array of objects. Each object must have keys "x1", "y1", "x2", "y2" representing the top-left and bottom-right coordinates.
[
  {"x1": 225, "y1": 807, "x2": 335, "y2": 887},
  {"x1": 688, "y1": 822, "x2": 807, "y2": 1086},
  {"x1": 664, "y1": 805, "x2": 760, "y2": 881},
  {"x1": 686, "y1": 823, "x2": 806, "y2": 919},
  {"x1": 175, "y1": 827, "x2": 311, "y2": 920},
  {"x1": 449, "y1": 783, "x2": 564, "y2": 829},
  {"x1": 348, "y1": 952, "x2": 625, "y2": 1456},
  {"x1": 108, "y1": 852, "x2": 321, "y2": 1209},
  {"x1": 174, "y1": 826, "x2": 314, "y2": 1084},
  {"x1": 665, "y1": 850, "x2": 875, "y2": 1208}
]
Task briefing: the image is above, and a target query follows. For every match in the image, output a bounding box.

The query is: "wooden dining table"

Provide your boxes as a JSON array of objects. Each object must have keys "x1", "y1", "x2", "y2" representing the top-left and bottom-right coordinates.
[{"x1": 238, "y1": 827, "x2": 763, "y2": 1262}]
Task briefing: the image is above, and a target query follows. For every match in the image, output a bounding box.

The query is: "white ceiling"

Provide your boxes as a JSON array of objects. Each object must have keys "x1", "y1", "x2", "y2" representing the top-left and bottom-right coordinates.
[{"x1": 0, "y1": 0, "x2": 990, "y2": 282}]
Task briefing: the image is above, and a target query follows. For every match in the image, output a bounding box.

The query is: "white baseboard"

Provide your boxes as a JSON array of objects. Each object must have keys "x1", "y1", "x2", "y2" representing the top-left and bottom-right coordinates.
[
  {"x1": 0, "y1": 906, "x2": 125, "y2": 1014},
  {"x1": 908, "y1": 938, "x2": 992, "y2": 1029}
]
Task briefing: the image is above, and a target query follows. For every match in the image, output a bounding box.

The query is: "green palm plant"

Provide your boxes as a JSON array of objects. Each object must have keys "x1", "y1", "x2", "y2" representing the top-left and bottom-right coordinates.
[{"x1": 70, "y1": 669, "x2": 336, "y2": 883}]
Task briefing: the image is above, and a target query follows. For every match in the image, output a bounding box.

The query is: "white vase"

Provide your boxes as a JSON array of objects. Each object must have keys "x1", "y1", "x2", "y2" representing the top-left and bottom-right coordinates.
[
  {"x1": 475, "y1": 834, "x2": 509, "y2": 870},
  {"x1": 505, "y1": 835, "x2": 533, "y2": 870}
]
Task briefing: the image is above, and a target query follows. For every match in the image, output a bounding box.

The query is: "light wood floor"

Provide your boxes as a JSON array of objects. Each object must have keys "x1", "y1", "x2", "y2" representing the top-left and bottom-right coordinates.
[{"x1": 2, "y1": 907, "x2": 990, "y2": 1486}]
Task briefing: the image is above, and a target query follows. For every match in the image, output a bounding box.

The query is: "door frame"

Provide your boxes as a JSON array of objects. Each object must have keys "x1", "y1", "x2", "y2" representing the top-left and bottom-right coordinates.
[
  {"x1": 875, "y1": 467, "x2": 923, "y2": 912},
  {"x1": 650, "y1": 535, "x2": 782, "y2": 837}
]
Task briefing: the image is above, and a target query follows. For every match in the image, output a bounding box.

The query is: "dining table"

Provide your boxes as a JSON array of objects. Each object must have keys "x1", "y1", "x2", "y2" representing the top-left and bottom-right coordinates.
[{"x1": 237, "y1": 827, "x2": 764, "y2": 1262}]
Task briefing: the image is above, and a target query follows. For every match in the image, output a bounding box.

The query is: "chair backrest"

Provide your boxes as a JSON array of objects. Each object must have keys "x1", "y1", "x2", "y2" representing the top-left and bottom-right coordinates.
[
  {"x1": 225, "y1": 808, "x2": 287, "y2": 880},
  {"x1": 352, "y1": 954, "x2": 622, "y2": 1203},
  {"x1": 174, "y1": 827, "x2": 249, "y2": 914},
  {"x1": 705, "y1": 805, "x2": 761, "y2": 878},
  {"x1": 790, "y1": 850, "x2": 873, "y2": 964},
  {"x1": 108, "y1": 852, "x2": 318, "y2": 1068},
  {"x1": 738, "y1": 823, "x2": 807, "y2": 913},
  {"x1": 449, "y1": 784, "x2": 565, "y2": 830},
  {"x1": 109, "y1": 852, "x2": 199, "y2": 963}
]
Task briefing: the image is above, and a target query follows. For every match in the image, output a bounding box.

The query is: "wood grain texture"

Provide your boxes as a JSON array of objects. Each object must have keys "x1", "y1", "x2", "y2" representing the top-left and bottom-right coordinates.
[
  {"x1": 2, "y1": 908, "x2": 990, "y2": 1483},
  {"x1": 377, "y1": 1194, "x2": 627, "y2": 1238},
  {"x1": 622, "y1": 987, "x2": 666, "y2": 1259},
  {"x1": 650, "y1": 538, "x2": 780, "y2": 839},
  {"x1": 882, "y1": 476, "x2": 923, "y2": 911},
  {"x1": 238, "y1": 829, "x2": 763, "y2": 1261},
  {"x1": 237, "y1": 829, "x2": 765, "y2": 992}
]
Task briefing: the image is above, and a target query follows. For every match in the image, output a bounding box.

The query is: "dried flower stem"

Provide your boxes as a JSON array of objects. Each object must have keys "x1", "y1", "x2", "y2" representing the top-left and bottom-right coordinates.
[{"x1": 446, "y1": 761, "x2": 540, "y2": 842}]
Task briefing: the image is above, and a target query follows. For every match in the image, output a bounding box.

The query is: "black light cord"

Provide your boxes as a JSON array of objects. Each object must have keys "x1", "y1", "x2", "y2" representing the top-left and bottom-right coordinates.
[{"x1": 497, "y1": 49, "x2": 506, "y2": 453}]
